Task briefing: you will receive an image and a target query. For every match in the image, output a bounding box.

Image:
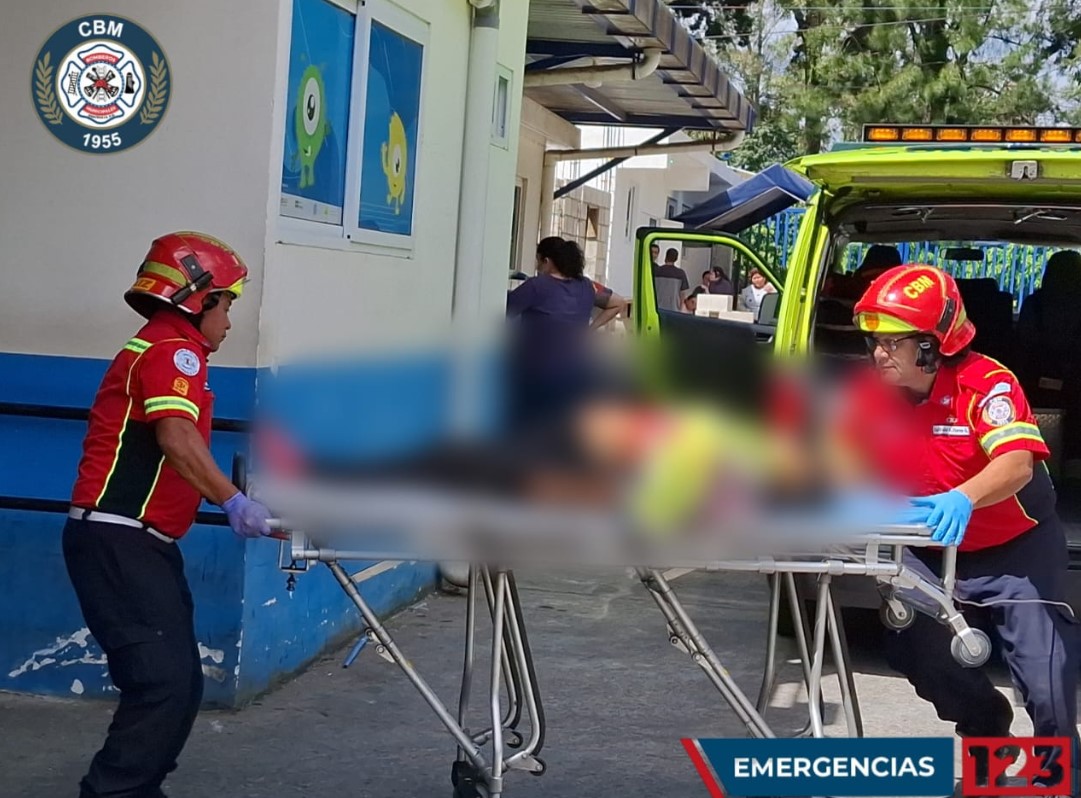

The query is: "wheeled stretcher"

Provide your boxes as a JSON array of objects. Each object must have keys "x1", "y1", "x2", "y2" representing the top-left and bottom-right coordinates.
[{"x1": 236, "y1": 461, "x2": 988, "y2": 797}]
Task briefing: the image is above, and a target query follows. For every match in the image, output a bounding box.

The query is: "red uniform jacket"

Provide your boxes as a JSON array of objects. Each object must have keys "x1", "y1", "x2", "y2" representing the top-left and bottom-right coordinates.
[
  {"x1": 72, "y1": 312, "x2": 214, "y2": 539},
  {"x1": 838, "y1": 352, "x2": 1055, "y2": 551}
]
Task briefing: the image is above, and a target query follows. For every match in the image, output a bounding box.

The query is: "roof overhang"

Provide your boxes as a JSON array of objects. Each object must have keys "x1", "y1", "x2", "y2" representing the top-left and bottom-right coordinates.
[{"x1": 525, "y1": 0, "x2": 756, "y2": 134}]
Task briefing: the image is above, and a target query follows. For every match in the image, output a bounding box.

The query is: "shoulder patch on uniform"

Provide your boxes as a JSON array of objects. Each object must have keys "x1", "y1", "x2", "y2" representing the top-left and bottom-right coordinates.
[
  {"x1": 173, "y1": 349, "x2": 201, "y2": 377},
  {"x1": 982, "y1": 395, "x2": 1016, "y2": 427},
  {"x1": 172, "y1": 377, "x2": 190, "y2": 396},
  {"x1": 977, "y1": 381, "x2": 1014, "y2": 409}
]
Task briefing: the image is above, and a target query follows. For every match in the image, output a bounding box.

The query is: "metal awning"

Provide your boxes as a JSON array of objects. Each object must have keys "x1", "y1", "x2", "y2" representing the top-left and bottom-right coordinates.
[
  {"x1": 525, "y1": 0, "x2": 756, "y2": 133},
  {"x1": 673, "y1": 164, "x2": 816, "y2": 232}
]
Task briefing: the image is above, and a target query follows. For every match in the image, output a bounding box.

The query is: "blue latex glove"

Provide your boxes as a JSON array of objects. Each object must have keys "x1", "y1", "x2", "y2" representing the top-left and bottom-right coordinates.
[
  {"x1": 907, "y1": 490, "x2": 973, "y2": 547},
  {"x1": 222, "y1": 492, "x2": 272, "y2": 539}
]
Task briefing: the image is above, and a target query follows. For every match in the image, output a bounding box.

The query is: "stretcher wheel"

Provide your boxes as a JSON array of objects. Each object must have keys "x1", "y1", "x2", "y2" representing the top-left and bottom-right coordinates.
[
  {"x1": 451, "y1": 761, "x2": 484, "y2": 798},
  {"x1": 530, "y1": 757, "x2": 547, "y2": 777},
  {"x1": 879, "y1": 600, "x2": 915, "y2": 631},
  {"x1": 506, "y1": 730, "x2": 523, "y2": 749},
  {"x1": 951, "y1": 629, "x2": 992, "y2": 668}
]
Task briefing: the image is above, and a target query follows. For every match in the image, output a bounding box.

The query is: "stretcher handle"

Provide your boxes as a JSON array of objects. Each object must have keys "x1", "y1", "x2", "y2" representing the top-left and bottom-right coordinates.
[
  {"x1": 233, "y1": 452, "x2": 290, "y2": 541},
  {"x1": 266, "y1": 518, "x2": 289, "y2": 541}
]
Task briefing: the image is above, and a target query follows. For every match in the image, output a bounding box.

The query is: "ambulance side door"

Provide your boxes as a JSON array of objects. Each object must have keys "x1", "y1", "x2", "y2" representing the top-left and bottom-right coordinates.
[{"x1": 632, "y1": 228, "x2": 782, "y2": 407}]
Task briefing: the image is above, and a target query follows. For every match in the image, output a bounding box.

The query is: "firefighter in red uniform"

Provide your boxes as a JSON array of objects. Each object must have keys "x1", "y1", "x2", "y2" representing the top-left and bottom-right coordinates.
[
  {"x1": 843, "y1": 265, "x2": 1079, "y2": 792},
  {"x1": 64, "y1": 232, "x2": 272, "y2": 798}
]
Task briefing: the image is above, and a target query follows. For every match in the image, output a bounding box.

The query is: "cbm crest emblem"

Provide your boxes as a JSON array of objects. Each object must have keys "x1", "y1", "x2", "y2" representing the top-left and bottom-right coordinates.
[{"x1": 32, "y1": 15, "x2": 170, "y2": 154}]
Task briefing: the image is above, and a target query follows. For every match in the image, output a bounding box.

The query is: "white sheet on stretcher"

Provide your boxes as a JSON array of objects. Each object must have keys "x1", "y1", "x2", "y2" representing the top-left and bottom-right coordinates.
[{"x1": 256, "y1": 477, "x2": 939, "y2": 569}]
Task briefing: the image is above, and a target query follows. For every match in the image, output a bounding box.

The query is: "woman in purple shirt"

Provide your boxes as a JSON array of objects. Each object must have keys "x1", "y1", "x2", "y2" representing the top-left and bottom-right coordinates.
[{"x1": 506, "y1": 237, "x2": 596, "y2": 426}]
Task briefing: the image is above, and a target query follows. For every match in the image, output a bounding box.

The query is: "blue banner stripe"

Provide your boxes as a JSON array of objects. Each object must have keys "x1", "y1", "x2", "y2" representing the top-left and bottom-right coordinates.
[{"x1": 695, "y1": 737, "x2": 955, "y2": 797}]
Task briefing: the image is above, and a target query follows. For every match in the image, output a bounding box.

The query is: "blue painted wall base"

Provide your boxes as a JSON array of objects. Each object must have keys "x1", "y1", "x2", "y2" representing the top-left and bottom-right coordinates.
[
  {"x1": 0, "y1": 350, "x2": 446, "y2": 707},
  {"x1": 0, "y1": 508, "x2": 438, "y2": 707}
]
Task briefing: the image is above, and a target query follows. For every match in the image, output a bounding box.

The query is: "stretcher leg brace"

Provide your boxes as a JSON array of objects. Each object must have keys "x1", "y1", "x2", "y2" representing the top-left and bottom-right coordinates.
[
  {"x1": 325, "y1": 559, "x2": 546, "y2": 798},
  {"x1": 258, "y1": 498, "x2": 986, "y2": 794}
]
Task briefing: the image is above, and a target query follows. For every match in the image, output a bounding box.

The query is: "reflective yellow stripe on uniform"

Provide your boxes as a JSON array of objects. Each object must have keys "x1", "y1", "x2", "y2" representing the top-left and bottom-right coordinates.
[
  {"x1": 144, "y1": 395, "x2": 199, "y2": 421},
  {"x1": 123, "y1": 337, "x2": 151, "y2": 354},
  {"x1": 139, "y1": 457, "x2": 167, "y2": 519},
  {"x1": 96, "y1": 360, "x2": 138, "y2": 505},
  {"x1": 979, "y1": 422, "x2": 1044, "y2": 455}
]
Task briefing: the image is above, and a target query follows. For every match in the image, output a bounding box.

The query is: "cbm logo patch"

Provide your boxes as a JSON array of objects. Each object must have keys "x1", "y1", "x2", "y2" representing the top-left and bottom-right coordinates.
[{"x1": 32, "y1": 15, "x2": 170, "y2": 154}]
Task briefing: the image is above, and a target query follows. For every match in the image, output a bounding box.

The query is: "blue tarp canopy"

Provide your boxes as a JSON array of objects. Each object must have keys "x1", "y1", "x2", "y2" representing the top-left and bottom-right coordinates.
[{"x1": 673, "y1": 164, "x2": 816, "y2": 232}]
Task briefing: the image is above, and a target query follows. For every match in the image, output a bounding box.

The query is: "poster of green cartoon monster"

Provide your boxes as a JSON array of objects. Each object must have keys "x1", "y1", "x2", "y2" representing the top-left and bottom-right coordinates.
[
  {"x1": 296, "y1": 65, "x2": 327, "y2": 189},
  {"x1": 358, "y1": 20, "x2": 423, "y2": 236},
  {"x1": 279, "y1": 0, "x2": 353, "y2": 225}
]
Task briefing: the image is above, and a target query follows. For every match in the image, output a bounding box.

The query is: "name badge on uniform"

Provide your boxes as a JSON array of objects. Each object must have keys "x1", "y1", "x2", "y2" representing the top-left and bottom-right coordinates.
[{"x1": 932, "y1": 424, "x2": 971, "y2": 437}]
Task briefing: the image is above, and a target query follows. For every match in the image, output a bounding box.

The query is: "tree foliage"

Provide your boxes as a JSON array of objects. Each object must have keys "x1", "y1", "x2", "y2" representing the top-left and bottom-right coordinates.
[{"x1": 667, "y1": 0, "x2": 1077, "y2": 160}]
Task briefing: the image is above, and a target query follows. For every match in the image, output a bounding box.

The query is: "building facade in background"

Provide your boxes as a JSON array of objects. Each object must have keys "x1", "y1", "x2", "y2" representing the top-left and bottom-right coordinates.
[{"x1": 1, "y1": 0, "x2": 754, "y2": 706}]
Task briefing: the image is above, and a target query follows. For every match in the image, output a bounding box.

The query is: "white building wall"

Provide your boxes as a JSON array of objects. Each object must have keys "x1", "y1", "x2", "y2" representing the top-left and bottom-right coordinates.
[
  {"x1": 481, "y1": 13, "x2": 530, "y2": 318},
  {"x1": 607, "y1": 164, "x2": 700, "y2": 297},
  {"x1": 1, "y1": 1, "x2": 276, "y2": 367},
  {"x1": 514, "y1": 98, "x2": 580, "y2": 275},
  {"x1": 562, "y1": 126, "x2": 732, "y2": 297},
  {"x1": 260, "y1": 0, "x2": 529, "y2": 366}
]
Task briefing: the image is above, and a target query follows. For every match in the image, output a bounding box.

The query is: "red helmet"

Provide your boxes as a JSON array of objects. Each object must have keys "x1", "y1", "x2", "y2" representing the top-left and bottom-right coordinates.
[
  {"x1": 853, "y1": 264, "x2": 975, "y2": 356},
  {"x1": 125, "y1": 231, "x2": 248, "y2": 320}
]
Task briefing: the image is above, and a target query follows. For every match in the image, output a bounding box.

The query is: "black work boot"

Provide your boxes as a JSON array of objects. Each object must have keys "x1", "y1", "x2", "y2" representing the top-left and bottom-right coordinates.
[
  {"x1": 955, "y1": 689, "x2": 1015, "y2": 738},
  {"x1": 953, "y1": 691, "x2": 1020, "y2": 797}
]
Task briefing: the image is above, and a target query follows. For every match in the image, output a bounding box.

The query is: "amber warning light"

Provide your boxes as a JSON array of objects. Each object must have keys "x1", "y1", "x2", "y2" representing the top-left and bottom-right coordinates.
[{"x1": 862, "y1": 125, "x2": 1081, "y2": 145}]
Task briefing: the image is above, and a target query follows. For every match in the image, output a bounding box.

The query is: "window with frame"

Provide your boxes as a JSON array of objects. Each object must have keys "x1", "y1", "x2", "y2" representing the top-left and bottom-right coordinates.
[
  {"x1": 279, "y1": 0, "x2": 355, "y2": 227},
  {"x1": 278, "y1": 0, "x2": 428, "y2": 253},
  {"x1": 492, "y1": 67, "x2": 511, "y2": 147}
]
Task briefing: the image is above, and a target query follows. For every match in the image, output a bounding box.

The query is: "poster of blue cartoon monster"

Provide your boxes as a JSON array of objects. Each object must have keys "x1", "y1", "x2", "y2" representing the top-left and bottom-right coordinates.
[
  {"x1": 358, "y1": 21, "x2": 423, "y2": 237},
  {"x1": 280, "y1": 0, "x2": 353, "y2": 225}
]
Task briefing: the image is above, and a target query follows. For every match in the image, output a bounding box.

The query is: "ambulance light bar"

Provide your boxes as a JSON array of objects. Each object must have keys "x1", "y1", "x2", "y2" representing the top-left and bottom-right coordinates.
[{"x1": 862, "y1": 125, "x2": 1081, "y2": 145}]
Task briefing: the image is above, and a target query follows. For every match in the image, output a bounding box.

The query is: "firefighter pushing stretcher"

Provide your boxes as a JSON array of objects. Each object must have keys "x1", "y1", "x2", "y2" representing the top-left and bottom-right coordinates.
[
  {"x1": 834, "y1": 264, "x2": 1080, "y2": 792},
  {"x1": 64, "y1": 232, "x2": 274, "y2": 798}
]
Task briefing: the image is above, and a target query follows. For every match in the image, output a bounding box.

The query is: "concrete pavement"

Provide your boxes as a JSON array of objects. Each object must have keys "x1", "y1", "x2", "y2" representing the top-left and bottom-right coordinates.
[{"x1": 0, "y1": 570, "x2": 1049, "y2": 797}]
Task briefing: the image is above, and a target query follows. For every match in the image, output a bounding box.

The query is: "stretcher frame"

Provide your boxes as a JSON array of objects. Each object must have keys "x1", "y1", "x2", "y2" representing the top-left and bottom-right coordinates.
[{"x1": 257, "y1": 492, "x2": 986, "y2": 797}]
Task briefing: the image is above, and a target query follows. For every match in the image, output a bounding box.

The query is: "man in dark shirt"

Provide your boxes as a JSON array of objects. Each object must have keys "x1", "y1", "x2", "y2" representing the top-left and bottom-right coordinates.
[{"x1": 653, "y1": 248, "x2": 690, "y2": 312}]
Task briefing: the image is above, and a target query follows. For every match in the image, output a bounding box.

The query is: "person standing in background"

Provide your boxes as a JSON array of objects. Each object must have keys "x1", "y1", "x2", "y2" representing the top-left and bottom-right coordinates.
[
  {"x1": 653, "y1": 248, "x2": 690, "y2": 312},
  {"x1": 708, "y1": 267, "x2": 735, "y2": 297},
  {"x1": 739, "y1": 267, "x2": 776, "y2": 315},
  {"x1": 506, "y1": 237, "x2": 597, "y2": 426}
]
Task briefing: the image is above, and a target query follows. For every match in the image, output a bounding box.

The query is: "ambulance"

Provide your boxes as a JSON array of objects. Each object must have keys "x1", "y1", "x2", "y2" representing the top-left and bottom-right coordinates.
[{"x1": 633, "y1": 124, "x2": 1081, "y2": 628}]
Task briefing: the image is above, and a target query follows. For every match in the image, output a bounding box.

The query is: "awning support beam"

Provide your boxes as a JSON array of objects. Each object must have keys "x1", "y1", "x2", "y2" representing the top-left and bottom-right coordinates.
[
  {"x1": 539, "y1": 129, "x2": 747, "y2": 238},
  {"x1": 545, "y1": 130, "x2": 745, "y2": 165},
  {"x1": 525, "y1": 39, "x2": 630, "y2": 59},
  {"x1": 552, "y1": 127, "x2": 678, "y2": 200},
  {"x1": 574, "y1": 85, "x2": 628, "y2": 122},
  {"x1": 525, "y1": 54, "x2": 589, "y2": 72},
  {"x1": 523, "y1": 49, "x2": 661, "y2": 88}
]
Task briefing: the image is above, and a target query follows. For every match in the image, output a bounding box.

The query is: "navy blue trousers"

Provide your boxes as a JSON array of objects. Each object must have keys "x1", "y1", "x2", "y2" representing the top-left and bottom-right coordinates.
[
  {"x1": 63, "y1": 518, "x2": 204, "y2": 798},
  {"x1": 884, "y1": 517, "x2": 1080, "y2": 749}
]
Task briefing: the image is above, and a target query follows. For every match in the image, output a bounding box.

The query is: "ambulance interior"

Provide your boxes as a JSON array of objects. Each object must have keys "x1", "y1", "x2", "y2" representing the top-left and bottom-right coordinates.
[
  {"x1": 812, "y1": 201, "x2": 1081, "y2": 545},
  {"x1": 639, "y1": 210, "x2": 1081, "y2": 623}
]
